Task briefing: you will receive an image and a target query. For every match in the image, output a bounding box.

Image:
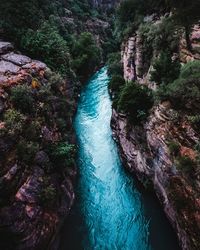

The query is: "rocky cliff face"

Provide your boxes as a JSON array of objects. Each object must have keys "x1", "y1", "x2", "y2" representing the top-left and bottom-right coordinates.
[
  {"x1": 0, "y1": 41, "x2": 77, "y2": 250},
  {"x1": 111, "y1": 24, "x2": 200, "y2": 250}
]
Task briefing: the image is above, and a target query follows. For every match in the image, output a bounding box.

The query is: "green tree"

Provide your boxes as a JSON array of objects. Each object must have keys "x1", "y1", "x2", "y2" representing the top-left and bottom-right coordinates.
[
  {"x1": 151, "y1": 51, "x2": 181, "y2": 85},
  {"x1": 11, "y1": 85, "x2": 34, "y2": 114},
  {"x1": 21, "y1": 22, "x2": 70, "y2": 74},
  {"x1": 156, "y1": 60, "x2": 200, "y2": 111},
  {"x1": 71, "y1": 32, "x2": 101, "y2": 80},
  {"x1": 109, "y1": 75, "x2": 125, "y2": 97},
  {"x1": 167, "y1": 0, "x2": 200, "y2": 51},
  {"x1": 117, "y1": 81, "x2": 153, "y2": 124}
]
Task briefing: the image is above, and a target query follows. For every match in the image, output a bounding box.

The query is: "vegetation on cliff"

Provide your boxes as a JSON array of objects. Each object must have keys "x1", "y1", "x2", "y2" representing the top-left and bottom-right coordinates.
[{"x1": 0, "y1": 0, "x2": 112, "y2": 79}]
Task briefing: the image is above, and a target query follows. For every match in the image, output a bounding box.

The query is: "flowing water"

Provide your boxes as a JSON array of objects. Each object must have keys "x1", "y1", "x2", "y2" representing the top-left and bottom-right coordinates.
[{"x1": 60, "y1": 68, "x2": 180, "y2": 250}]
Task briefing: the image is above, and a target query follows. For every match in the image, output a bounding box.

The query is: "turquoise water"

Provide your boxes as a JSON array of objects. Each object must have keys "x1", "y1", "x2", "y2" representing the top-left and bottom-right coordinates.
[{"x1": 60, "y1": 68, "x2": 180, "y2": 250}]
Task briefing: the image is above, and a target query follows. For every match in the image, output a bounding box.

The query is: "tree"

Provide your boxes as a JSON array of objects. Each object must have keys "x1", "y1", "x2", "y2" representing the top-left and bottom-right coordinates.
[
  {"x1": 156, "y1": 60, "x2": 200, "y2": 111},
  {"x1": 71, "y1": 32, "x2": 101, "y2": 81},
  {"x1": 109, "y1": 75, "x2": 125, "y2": 98},
  {"x1": 166, "y1": 0, "x2": 200, "y2": 51},
  {"x1": 151, "y1": 51, "x2": 181, "y2": 85},
  {"x1": 21, "y1": 22, "x2": 70, "y2": 75},
  {"x1": 117, "y1": 81, "x2": 153, "y2": 124}
]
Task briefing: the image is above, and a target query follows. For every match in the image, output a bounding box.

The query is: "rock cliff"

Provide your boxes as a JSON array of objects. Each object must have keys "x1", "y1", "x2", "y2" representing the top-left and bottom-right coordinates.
[
  {"x1": 0, "y1": 41, "x2": 77, "y2": 250},
  {"x1": 111, "y1": 24, "x2": 200, "y2": 250}
]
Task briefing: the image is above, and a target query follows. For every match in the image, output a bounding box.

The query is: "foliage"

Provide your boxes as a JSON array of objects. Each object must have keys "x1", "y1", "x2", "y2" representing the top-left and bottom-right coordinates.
[
  {"x1": 108, "y1": 75, "x2": 125, "y2": 97},
  {"x1": 39, "y1": 177, "x2": 57, "y2": 208},
  {"x1": 168, "y1": 141, "x2": 180, "y2": 157},
  {"x1": 17, "y1": 140, "x2": 39, "y2": 165},
  {"x1": 117, "y1": 81, "x2": 154, "y2": 124},
  {"x1": 21, "y1": 22, "x2": 70, "y2": 75},
  {"x1": 107, "y1": 52, "x2": 123, "y2": 76},
  {"x1": 71, "y1": 32, "x2": 101, "y2": 80},
  {"x1": 175, "y1": 156, "x2": 196, "y2": 175},
  {"x1": 156, "y1": 60, "x2": 200, "y2": 111},
  {"x1": 151, "y1": 51, "x2": 181, "y2": 85},
  {"x1": 166, "y1": 0, "x2": 200, "y2": 51},
  {"x1": 4, "y1": 109, "x2": 26, "y2": 136},
  {"x1": 47, "y1": 142, "x2": 76, "y2": 168},
  {"x1": 11, "y1": 85, "x2": 34, "y2": 114},
  {"x1": 116, "y1": 0, "x2": 167, "y2": 36}
]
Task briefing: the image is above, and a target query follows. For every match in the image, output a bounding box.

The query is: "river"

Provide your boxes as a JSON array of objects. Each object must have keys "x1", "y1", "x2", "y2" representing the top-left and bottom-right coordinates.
[{"x1": 60, "y1": 67, "x2": 180, "y2": 250}]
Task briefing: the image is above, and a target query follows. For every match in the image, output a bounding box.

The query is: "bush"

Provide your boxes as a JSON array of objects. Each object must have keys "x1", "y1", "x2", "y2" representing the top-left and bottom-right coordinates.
[
  {"x1": 156, "y1": 60, "x2": 200, "y2": 111},
  {"x1": 11, "y1": 85, "x2": 34, "y2": 114},
  {"x1": 21, "y1": 22, "x2": 70, "y2": 75},
  {"x1": 176, "y1": 156, "x2": 196, "y2": 175},
  {"x1": 168, "y1": 141, "x2": 180, "y2": 156},
  {"x1": 71, "y1": 32, "x2": 101, "y2": 80},
  {"x1": 108, "y1": 75, "x2": 125, "y2": 97},
  {"x1": 39, "y1": 182, "x2": 56, "y2": 208},
  {"x1": 17, "y1": 140, "x2": 39, "y2": 165},
  {"x1": 4, "y1": 109, "x2": 26, "y2": 136},
  {"x1": 47, "y1": 142, "x2": 76, "y2": 168},
  {"x1": 117, "y1": 81, "x2": 154, "y2": 124},
  {"x1": 107, "y1": 52, "x2": 123, "y2": 76},
  {"x1": 151, "y1": 51, "x2": 181, "y2": 85}
]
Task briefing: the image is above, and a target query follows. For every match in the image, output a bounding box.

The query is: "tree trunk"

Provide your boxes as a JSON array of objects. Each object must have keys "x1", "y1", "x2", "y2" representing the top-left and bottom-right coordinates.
[{"x1": 185, "y1": 25, "x2": 192, "y2": 52}]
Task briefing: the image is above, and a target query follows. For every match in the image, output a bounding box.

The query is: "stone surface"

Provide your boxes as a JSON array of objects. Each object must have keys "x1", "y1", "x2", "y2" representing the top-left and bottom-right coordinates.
[
  {"x1": 111, "y1": 107, "x2": 200, "y2": 250},
  {"x1": 0, "y1": 60, "x2": 20, "y2": 74},
  {"x1": 0, "y1": 41, "x2": 77, "y2": 250},
  {"x1": 2, "y1": 52, "x2": 31, "y2": 66},
  {"x1": 113, "y1": 20, "x2": 200, "y2": 250},
  {"x1": 0, "y1": 41, "x2": 13, "y2": 55}
]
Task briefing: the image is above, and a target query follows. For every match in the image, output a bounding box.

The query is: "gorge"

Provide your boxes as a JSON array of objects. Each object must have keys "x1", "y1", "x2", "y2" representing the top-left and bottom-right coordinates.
[
  {"x1": 0, "y1": 0, "x2": 200, "y2": 249},
  {"x1": 60, "y1": 67, "x2": 180, "y2": 250}
]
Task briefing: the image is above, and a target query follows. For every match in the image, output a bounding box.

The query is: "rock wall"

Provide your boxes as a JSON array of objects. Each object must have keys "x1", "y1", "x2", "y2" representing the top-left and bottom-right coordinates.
[
  {"x1": 111, "y1": 105, "x2": 200, "y2": 250},
  {"x1": 111, "y1": 24, "x2": 200, "y2": 250},
  {"x1": 0, "y1": 41, "x2": 77, "y2": 250}
]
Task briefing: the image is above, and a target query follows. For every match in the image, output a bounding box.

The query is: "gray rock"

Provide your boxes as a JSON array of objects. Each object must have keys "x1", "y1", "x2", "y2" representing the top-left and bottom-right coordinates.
[
  {"x1": 34, "y1": 151, "x2": 50, "y2": 166},
  {"x1": 2, "y1": 52, "x2": 31, "y2": 66},
  {"x1": 0, "y1": 42, "x2": 13, "y2": 55},
  {"x1": 22, "y1": 60, "x2": 47, "y2": 70},
  {"x1": 0, "y1": 60, "x2": 20, "y2": 74}
]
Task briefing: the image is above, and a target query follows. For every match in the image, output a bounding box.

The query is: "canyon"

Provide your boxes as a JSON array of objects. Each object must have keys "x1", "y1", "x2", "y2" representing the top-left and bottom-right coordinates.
[{"x1": 111, "y1": 23, "x2": 200, "y2": 250}]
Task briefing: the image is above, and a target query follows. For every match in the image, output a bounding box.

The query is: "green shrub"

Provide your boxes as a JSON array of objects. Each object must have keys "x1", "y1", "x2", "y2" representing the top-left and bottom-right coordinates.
[
  {"x1": 108, "y1": 75, "x2": 125, "y2": 97},
  {"x1": 39, "y1": 183, "x2": 56, "y2": 208},
  {"x1": 47, "y1": 142, "x2": 76, "y2": 168},
  {"x1": 21, "y1": 22, "x2": 70, "y2": 75},
  {"x1": 156, "y1": 60, "x2": 200, "y2": 111},
  {"x1": 71, "y1": 32, "x2": 101, "y2": 80},
  {"x1": 117, "y1": 81, "x2": 154, "y2": 124},
  {"x1": 11, "y1": 85, "x2": 34, "y2": 114},
  {"x1": 17, "y1": 140, "x2": 39, "y2": 165},
  {"x1": 4, "y1": 109, "x2": 26, "y2": 136},
  {"x1": 176, "y1": 156, "x2": 196, "y2": 175},
  {"x1": 107, "y1": 52, "x2": 123, "y2": 76},
  {"x1": 168, "y1": 141, "x2": 180, "y2": 156},
  {"x1": 24, "y1": 121, "x2": 41, "y2": 141},
  {"x1": 151, "y1": 51, "x2": 181, "y2": 85}
]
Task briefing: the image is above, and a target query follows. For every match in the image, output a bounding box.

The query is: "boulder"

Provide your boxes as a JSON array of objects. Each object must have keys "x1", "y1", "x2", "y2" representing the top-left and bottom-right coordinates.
[
  {"x1": 0, "y1": 60, "x2": 20, "y2": 74},
  {"x1": 0, "y1": 42, "x2": 13, "y2": 55},
  {"x1": 2, "y1": 52, "x2": 31, "y2": 66},
  {"x1": 34, "y1": 151, "x2": 50, "y2": 166}
]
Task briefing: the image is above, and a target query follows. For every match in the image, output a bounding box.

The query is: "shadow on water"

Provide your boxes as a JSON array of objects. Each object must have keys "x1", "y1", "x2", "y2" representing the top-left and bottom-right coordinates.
[{"x1": 59, "y1": 68, "x2": 181, "y2": 250}]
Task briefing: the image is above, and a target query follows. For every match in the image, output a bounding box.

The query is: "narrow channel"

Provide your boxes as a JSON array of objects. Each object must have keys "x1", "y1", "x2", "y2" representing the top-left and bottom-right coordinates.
[{"x1": 60, "y1": 67, "x2": 180, "y2": 250}]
